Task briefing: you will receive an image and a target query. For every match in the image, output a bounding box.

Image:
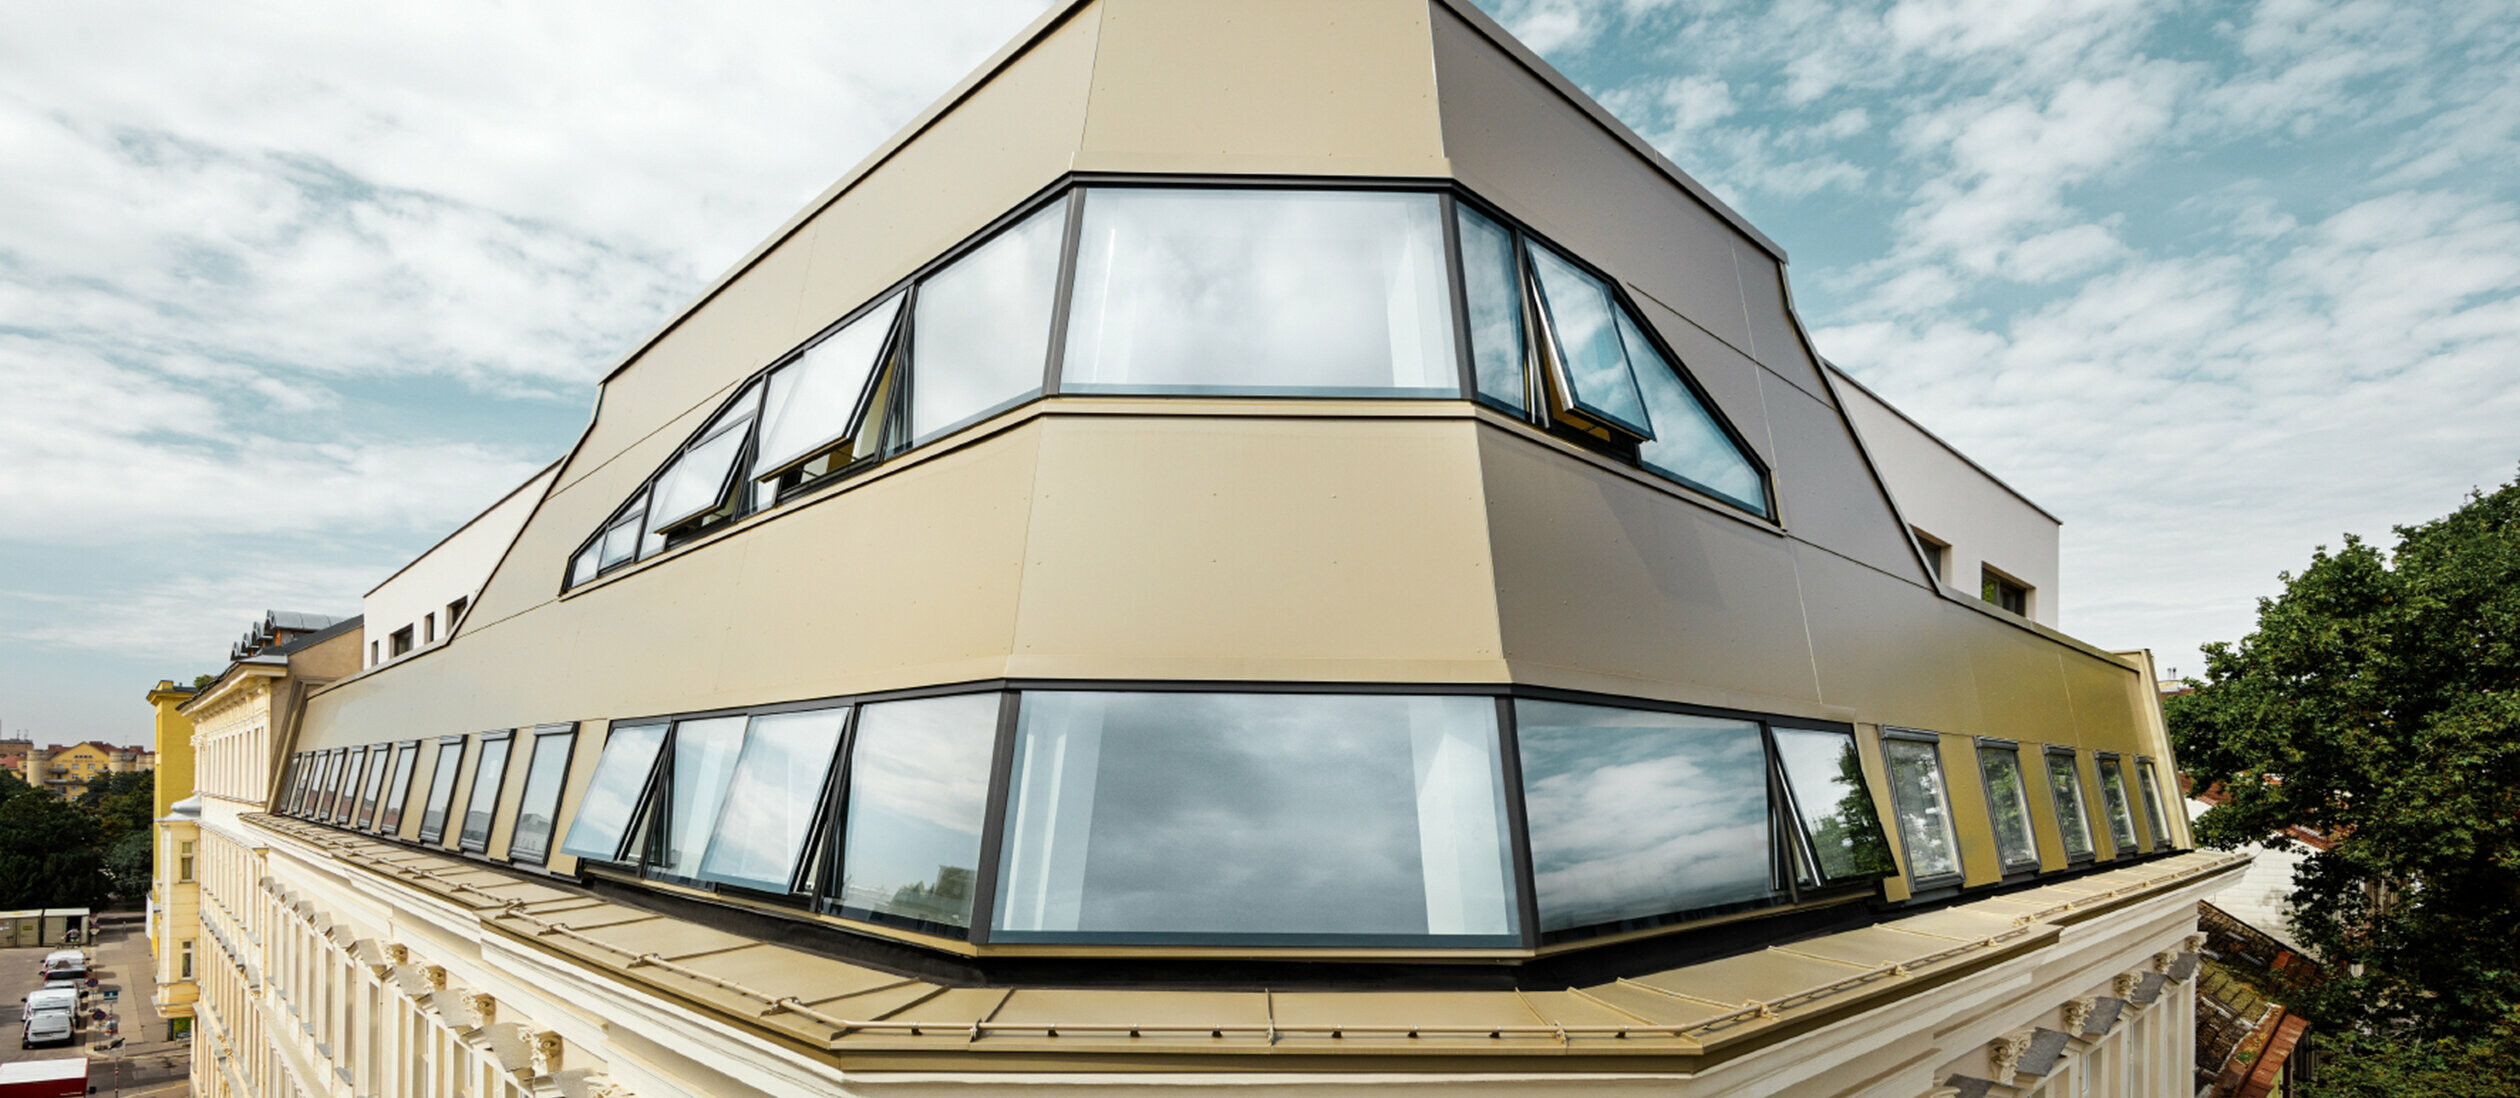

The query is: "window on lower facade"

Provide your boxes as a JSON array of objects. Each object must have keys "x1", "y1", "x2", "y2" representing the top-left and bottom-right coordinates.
[
  {"x1": 2045, "y1": 749, "x2": 2096, "y2": 860},
  {"x1": 376, "y1": 745, "x2": 418, "y2": 834},
  {"x1": 178, "y1": 841, "x2": 195, "y2": 883},
  {"x1": 507, "y1": 725, "x2": 577, "y2": 865},
  {"x1": 1879, "y1": 732, "x2": 1963, "y2": 883},
  {"x1": 554, "y1": 723, "x2": 669, "y2": 864},
  {"x1": 458, "y1": 732, "x2": 515, "y2": 852},
  {"x1": 1975, "y1": 740, "x2": 2043, "y2": 872},
  {"x1": 179, "y1": 939, "x2": 194, "y2": 980},
  {"x1": 697, "y1": 707, "x2": 848, "y2": 894},
  {"x1": 832, "y1": 694, "x2": 999, "y2": 931},
  {"x1": 416, "y1": 739, "x2": 466, "y2": 845},
  {"x1": 1914, "y1": 529, "x2": 1948, "y2": 582},
  {"x1": 2095, "y1": 753, "x2": 2140, "y2": 855},
  {"x1": 1770, "y1": 727, "x2": 1896, "y2": 885},
  {"x1": 2135, "y1": 756, "x2": 2173, "y2": 850}
]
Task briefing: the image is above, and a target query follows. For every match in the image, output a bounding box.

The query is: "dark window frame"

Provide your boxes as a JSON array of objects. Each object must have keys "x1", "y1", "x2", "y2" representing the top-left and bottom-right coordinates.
[
  {"x1": 1768, "y1": 724, "x2": 1898, "y2": 892},
  {"x1": 1877, "y1": 727, "x2": 1966, "y2": 891},
  {"x1": 353, "y1": 747, "x2": 393, "y2": 830},
  {"x1": 2093, "y1": 750, "x2": 2141, "y2": 857},
  {"x1": 1972, "y1": 737, "x2": 2045, "y2": 877},
  {"x1": 2044, "y1": 746, "x2": 2097, "y2": 864},
  {"x1": 415, "y1": 737, "x2": 468, "y2": 846},
  {"x1": 2134, "y1": 754, "x2": 2173, "y2": 852},
  {"x1": 456, "y1": 730, "x2": 517, "y2": 854},
  {"x1": 555, "y1": 722, "x2": 672, "y2": 866},
  {"x1": 388, "y1": 627, "x2": 414, "y2": 658},
  {"x1": 506, "y1": 724, "x2": 581, "y2": 867},
  {"x1": 329, "y1": 748, "x2": 363, "y2": 823},
  {"x1": 1982, "y1": 566, "x2": 2031, "y2": 616},
  {"x1": 375, "y1": 742, "x2": 420, "y2": 835}
]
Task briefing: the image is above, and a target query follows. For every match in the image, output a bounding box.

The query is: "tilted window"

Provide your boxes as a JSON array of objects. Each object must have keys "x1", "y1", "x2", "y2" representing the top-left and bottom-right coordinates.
[
  {"x1": 995, "y1": 692, "x2": 1515, "y2": 945},
  {"x1": 554, "y1": 723, "x2": 668, "y2": 864},
  {"x1": 354, "y1": 748, "x2": 391, "y2": 829},
  {"x1": 416, "y1": 738, "x2": 466, "y2": 845},
  {"x1": 508, "y1": 725, "x2": 577, "y2": 865},
  {"x1": 376, "y1": 745, "x2": 417, "y2": 834},
  {"x1": 331, "y1": 747, "x2": 365, "y2": 824},
  {"x1": 649, "y1": 716, "x2": 747, "y2": 882},
  {"x1": 1061, "y1": 189, "x2": 1458, "y2": 398},
  {"x1": 751, "y1": 295, "x2": 904, "y2": 483},
  {"x1": 833, "y1": 694, "x2": 999, "y2": 932},
  {"x1": 2045, "y1": 749, "x2": 2095, "y2": 859},
  {"x1": 2136, "y1": 756, "x2": 2173, "y2": 850},
  {"x1": 1517, "y1": 700, "x2": 1774, "y2": 937},
  {"x1": 696, "y1": 707, "x2": 849, "y2": 893},
  {"x1": 458, "y1": 732, "x2": 515, "y2": 853},
  {"x1": 1976, "y1": 740, "x2": 2043, "y2": 871},
  {"x1": 314, "y1": 750, "x2": 343, "y2": 818},
  {"x1": 645, "y1": 384, "x2": 763, "y2": 536},
  {"x1": 2095, "y1": 753, "x2": 2140, "y2": 855},
  {"x1": 1770, "y1": 727, "x2": 1895, "y2": 885},
  {"x1": 908, "y1": 198, "x2": 1067, "y2": 443},
  {"x1": 1879, "y1": 733, "x2": 1962, "y2": 882},
  {"x1": 1529, "y1": 244, "x2": 1656, "y2": 441}
]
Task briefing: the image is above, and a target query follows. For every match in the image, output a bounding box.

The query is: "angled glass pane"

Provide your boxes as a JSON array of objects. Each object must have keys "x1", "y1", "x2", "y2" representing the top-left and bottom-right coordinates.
[
  {"x1": 354, "y1": 748, "x2": 391, "y2": 829},
  {"x1": 417, "y1": 741, "x2": 464, "y2": 844},
  {"x1": 2046, "y1": 751, "x2": 2095, "y2": 857},
  {"x1": 1517, "y1": 700, "x2": 1773, "y2": 934},
  {"x1": 1772, "y1": 727, "x2": 1895, "y2": 883},
  {"x1": 835, "y1": 694, "x2": 999, "y2": 930},
  {"x1": 1457, "y1": 205, "x2": 1528, "y2": 412},
  {"x1": 2097, "y1": 757, "x2": 2139, "y2": 853},
  {"x1": 996, "y1": 692, "x2": 1515, "y2": 943},
  {"x1": 1615, "y1": 306, "x2": 1767, "y2": 515},
  {"x1": 508, "y1": 729, "x2": 576, "y2": 864},
  {"x1": 597, "y1": 494, "x2": 646, "y2": 568},
  {"x1": 332, "y1": 748, "x2": 365, "y2": 823},
  {"x1": 288, "y1": 755, "x2": 312, "y2": 814},
  {"x1": 1062, "y1": 189, "x2": 1458, "y2": 398},
  {"x1": 1529, "y1": 245, "x2": 1654, "y2": 439},
  {"x1": 1977, "y1": 744, "x2": 2041, "y2": 870},
  {"x1": 909, "y1": 198, "x2": 1066, "y2": 442},
  {"x1": 458, "y1": 736, "x2": 514, "y2": 852},
  {"x1": 377, "y1": 746, "x2": 417, "y2": 834},
  {"x1": 754, "y1": 296, "x2": 904, "y2": 479},
  {"x1": 312, "y1": 752, "x2": 339, "y2": 817},
  {"x1": 2137, "y1": 759, "x2": 2172, "y2": 849},
  {"x1": 570, "y1": 544, "x2": 600, "y2": 587},
  {"x1": 697, "y1": 707, "x2": 848, "y2": 892},
  {"x1": 648, "y1": 384, "x2": 760, "y2": 531},
  {"x1": 651, "y1": 716, "x2": 746, "y2": 880},
  {"x1": 556, "y1": 723, "x2": 668, "y2": 864},
  {"x1": 1882, "y1": 737, "x2": 1962, "y2": 879}
]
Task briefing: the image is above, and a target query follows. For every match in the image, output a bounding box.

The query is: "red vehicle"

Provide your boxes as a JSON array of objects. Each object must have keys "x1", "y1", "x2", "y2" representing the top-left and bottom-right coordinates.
[{"x1": 0, "y1": 1059, "x2": 87, "y2": 1098}]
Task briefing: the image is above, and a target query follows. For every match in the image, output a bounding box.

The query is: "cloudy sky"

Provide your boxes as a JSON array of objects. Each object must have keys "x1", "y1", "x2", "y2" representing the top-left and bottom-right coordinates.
[{"x1": 2, "y1": 1, "x2": 2513, "y2": 745}]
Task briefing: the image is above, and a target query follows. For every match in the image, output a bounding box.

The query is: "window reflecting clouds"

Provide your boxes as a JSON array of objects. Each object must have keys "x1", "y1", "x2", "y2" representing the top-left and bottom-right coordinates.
[
  {"x1": 509, "y1": 729, "x2": 576, "y2": 864},
  {"x1": 1457, "y1": 206, "x2": 1528, "y2": 412},
  {"x1": 1530, "y1": 245, "x2": 1654, "y2": 439},
  {"x1": 699, "y1": 707, "x2": 848, "y2": 893},
  {"x1": 1881, "y1": 737, "x2": 1961, "y2": 879},
  {"x1": 1617, "y1": 307, "x2": 1768, "y2": 515},
  {"x1": 754, "y1": 296, "x2": 902, "y2": 479},
  {"x1": 1063, "y1": 190, "x2": 1458, "y2": 398},
  {"x1": 653, "y1": 716, "x2": 746, "y2": 880},
  {"x1": 556, "y1": 723, "x2": 667, "y2": 864},
  {"x1": 995, "y1": 692, "x2": 1516, "y2": 943},
  {"x1": 459, "y1": 736, "x2": 513, "y2": 851},
  {"x1": 836, "y1": 694, "x2": 999, "y2": 929},
  {"x1": 909, "y1": 199, "x2": 1066, "y2": 442},
  {"x1": 1516, "y1": 700, "x2": 1773, "y2": 934},
  {"x1": 1772, "y1": 727, "x2": 1894, "y2": 883},
  {"x1": 1977, "y1": 743, "x2": 2041, "y2": 870}
]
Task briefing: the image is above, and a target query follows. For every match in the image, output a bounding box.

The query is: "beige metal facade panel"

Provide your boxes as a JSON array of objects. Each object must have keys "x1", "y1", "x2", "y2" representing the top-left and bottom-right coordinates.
[
  {"x1": 1429, "y1": 7, "x2": 1761, "y2": 360},
  {"x1": 1965, "y1": 626, "x2": 2080, "y2": 744},
  {"x1": 1731, "y1": 249, "x2": 1833, "y2": 403},
  {"x1": 1474, "y1": 426, "x2": 1826, "y2": 714},
  {"x1": 1763, "y1": 370, "x2": 1931, "y2": 582},
  {"x1": 1799, "y1": 545, "x2": 1983, "y2": 735},
  {"x1": 1075, "y1": 0, "x2": 1447, "y2": 177},
  {"x1": 1629, "y1": 293, "x2": 1778, "y2": 469},
  {"x1": 1005, "y1": 414, "x2": 1509, "y2": 683},
  {"x1": 1933, "y1": 731, "x2": 2005, "y2": 888}
]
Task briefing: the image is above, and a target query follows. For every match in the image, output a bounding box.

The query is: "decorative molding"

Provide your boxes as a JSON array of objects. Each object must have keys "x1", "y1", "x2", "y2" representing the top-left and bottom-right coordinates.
[
  {"x1": 1988, "y1": 1029, "x2": 2036, "y2": 1086},
  {"x1": 2113, "y1": 972, "x2": 2141, "y2": 1000},
  {"x1": 2153, "y1": 951, "x2": 2178, "y2": 973},
  {"x1": 530, "y1": 1030, "x2": 564, "y2": 1077},
  {"x1": 2062, "y1": 998, "x2": 2095, "y2": 1034},
  {"x1": 386, "y1": 943, "x2": 410, "y2": 966},
  {"x1": 463, "y1": 992, "x2": 497, "y2": 1028},
  {"x1": 2185, "y1": 932, "x2": 2208, "y2": 953},
  {"x1": 423, "y1": 965, "x2": 448, "y2": 991}
]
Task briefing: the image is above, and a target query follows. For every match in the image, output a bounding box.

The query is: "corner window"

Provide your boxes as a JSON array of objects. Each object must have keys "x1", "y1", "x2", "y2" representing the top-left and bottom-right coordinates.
[
  {"x1": 697, "y1": 707, "x2": 848, "y2": 894},
  {"x1": 1770, "y1": 727, "x2": 1895, "y2": 884},
  {"x1": 1983, "y1": 567, "x2": 2030, "y2": 616},
  {"x1": 554, "y1": 723, "x2": 668, "y2": 864},
  {"x1": 1457, "y1": 205, "x2": 1530, "y2": 413},
  {"x1": 908, "y1": 197, "x2": 1067, "y2": 443},
  {"x1": 2044, "y1": 748, "x2": 2095, "y2": 860},
  {"x1": 507, "y1": 725, "x2": 577, "y2": 865},
  {"x1": 1061, "y1": 189, "x2": 1458, "y2": 398},
  {"x1": 2095, "y1": 753, "x2": 2140, "y2": 855},
  {"x1": 1517, "y1": 700, "x2": 1772, "y2": 937},
  {"x1": 376, "y1": 745, "x2": 418, "y2": 834},
  {"x1": 458, "y1": 732, "x2": 515, "y2": 853},
  {"x1": 1879, "y1": 732, "x2": 1962, "y2": 882},
  {"x1": 354, "y1": 748, "x2": 391, "y2": 829},
  {"x1": 1528, "y1": 244, "x2": 1654, "y2": 440},
  {"x1": 1975, "y1": 740, "x2": 2042, "y2": 871},
  {"x1": 416, "y1": 739, "x2": 466, "y2": 845},
  {"x1": 2136, "y1": 757, "x2": 2173, "y2": 850},
  {"x1": 834, "y1": 694, "x2": 999, "y2": 932}
]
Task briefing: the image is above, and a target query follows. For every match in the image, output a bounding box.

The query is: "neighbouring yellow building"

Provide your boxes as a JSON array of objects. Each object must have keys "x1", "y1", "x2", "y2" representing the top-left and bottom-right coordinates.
[
  {"x1": 7, "y1": 738, "x2": 150, "y2": 798},
  {"x1": 147, "y1": 680, "x2": 201, "y2": 1036}
]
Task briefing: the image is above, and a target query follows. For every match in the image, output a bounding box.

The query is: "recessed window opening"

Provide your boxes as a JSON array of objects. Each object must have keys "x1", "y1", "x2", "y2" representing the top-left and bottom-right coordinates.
[
  {"x1": 389, "y1": 627, "x2": 414, "y2": 658},
  {"x1": 2045, "y1": 748, "x2": 2095, "y2": 861},
  {"x1": 1983, "y1": 566, "x2": 2030, "y2": 616},
  {"x1": 1914, "y1": 529, "x2": 1948, "y2": 583},
  {"x1": 1879, "y1": 732, "x2": 1962, "y2": 883},
  {"x1": 423, "y1": 612, "x2": 436, "y2": 644},
  {"x1": 1975, "y1": 740, "x2": 2042, "y2": 871},
  {"x1": 507, "y1": 725, "x2": 578, "y2": 865},
  {"x1": 332, "y1": 747, "x2": 366, "y2": 824},
  {"x1": 446, "y1": 596, "x2": 468, "y2": 630},
  {"x1": 458, "y1": 732, "x2": 516, "y2": 853},
  {"x1": 354, "y1": 748, "x2": 391, "y2": 829}
]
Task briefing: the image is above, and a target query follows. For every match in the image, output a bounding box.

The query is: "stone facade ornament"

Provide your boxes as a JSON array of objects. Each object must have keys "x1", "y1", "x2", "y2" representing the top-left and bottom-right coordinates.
[
  {"x1": 424, "y1": 965, "x2": 449, "y2": 991},
  {"x1": 2152, "y1": 951, "x2": 2177, "y2": 973},
  {"x1": 386, "y1": 943, "x2": 410, "y2": 966},
  {"x1": 530, "y1": 1031, "x2": 564, "y2": 1077},
  {"x1": 2062, "y1": 998, "x2": 2095, "y2": 1034},
  {"x1": 1988, "y1": 1029, "x2": 2036, "y2": 1086},
  {"x1": 464, "y1": 992, "x2": 498, "y2": 1028},
  {"x1": 2113, "y1": 972, "x2": 2141, "y2": 1000}
]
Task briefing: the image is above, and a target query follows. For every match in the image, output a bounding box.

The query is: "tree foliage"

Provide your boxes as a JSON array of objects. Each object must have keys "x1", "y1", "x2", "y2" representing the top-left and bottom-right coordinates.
[
  {"x1": 0, "y1": 771, "x2": 108, "y2": 908},
  {"x1": 2166, "y1": 473, "x2": 2520, "y2": 1061}
]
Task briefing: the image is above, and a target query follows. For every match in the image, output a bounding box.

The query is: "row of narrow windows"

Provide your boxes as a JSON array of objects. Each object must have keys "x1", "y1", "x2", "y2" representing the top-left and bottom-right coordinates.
[
  {"x1": 568, "y1": 182, "x2": 1774, "y2": 590},
  {"x1": 275, "y1": 685, "x2": 2176, "y2": 952}
]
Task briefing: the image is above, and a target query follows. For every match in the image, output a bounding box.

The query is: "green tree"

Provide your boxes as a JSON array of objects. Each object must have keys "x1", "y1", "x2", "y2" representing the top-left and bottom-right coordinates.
[
  {"x1": 102, "y1": 830, "x2": 153, "y2": 900},
  {"x1": 0, "y1": 772, "x2": 107, "y2": 907},
  {"x1": 2166, "y1": 473, "x2": 2520, "y2": 1073},
  {"x1": 77, "y1": 768, "x2": 156, "y2": 849}
]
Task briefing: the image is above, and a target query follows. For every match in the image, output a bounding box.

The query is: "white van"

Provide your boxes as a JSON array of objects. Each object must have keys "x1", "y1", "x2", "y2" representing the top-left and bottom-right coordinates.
[
  {"x1": 37, "y1": 950, "x2": 86, "y2": 980},
  {"x1": 21, "y1": 987, "x2": 78, "y2": 1048}
]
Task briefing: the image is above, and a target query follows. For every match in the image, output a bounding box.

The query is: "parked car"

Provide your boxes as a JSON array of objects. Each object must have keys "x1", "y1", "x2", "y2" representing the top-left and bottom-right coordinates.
[{"x1": 35, "y1": 951, "x2": 85, "y2": 981}]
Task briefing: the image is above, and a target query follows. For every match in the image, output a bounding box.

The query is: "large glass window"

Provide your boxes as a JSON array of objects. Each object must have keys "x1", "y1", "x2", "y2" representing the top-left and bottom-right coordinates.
[
  {"x1": 697, "y1": 707, "x2": 849, "y2": 893},
  {"x1": 2045, "y1": 749, "x2": 2095, "y2": 859},
  {"x1": 996, "y1": 692, "x2": 1515, "y2": 944},
  {"x1": 1771, "y1": 727, "x2": 1894, "y2": 884},
  {"x1": 458, "y1": 733, "x2": 514, "y2": 853},
  {"x1": 1457, "y1": 205, "x2": 1528, "y2": 412},
  {"x1": 594, "y1": 493, "x2": 647, "y2": 572},
  {"x1": 834, "y1": 694, "x2": 999, "y2": 932},
  {"x1": 1529, "y1": 245, "x2": 1654, "y2": 440},
  {"x1": 1976, "y1": 741, "x2": 2042, "y2": 871},
  {"x1": 2096, "y1": 754, "x2": 2140, "y2": 854},
  {"x1": 376, "y1": 745, "x2": 417, "y2": 834},
  {"x1": 556, "y1": 723, "x2": 668, "y2": 864},
  {"x1": 416, "y1": 740, "x2": 465, "y2": 845},
  {"x1": 650, "y1": 716, "x2": 747, "y2": 881},
  {"x1": 354, "y1": 748, "x2": 391, "y2": 830},
  {"x1": 909, "y1": 198, "x2": 1067, "y2": 442},
  {"x1": 1516, "y1": 700, "x2": 1773, "y2": 935},
  {"x1": 753, "y1": 296, "x2": 904, "y2": 481},
  {"x1": 2136, "y1": 757, "x2": 2172, "y2": 850},
  {"x1": 1063, "y1": 189, "x2": 1458, "y2": 398},
  {"x1": 508, "y1": 726, "x2": 577, "y2": 865},
  {"x1": 1616, "y1": 307, "x2": 1769, "y2": 516},
  {"x1": 1881, "y1": 735, "x2": 1962, "y2": 881}
]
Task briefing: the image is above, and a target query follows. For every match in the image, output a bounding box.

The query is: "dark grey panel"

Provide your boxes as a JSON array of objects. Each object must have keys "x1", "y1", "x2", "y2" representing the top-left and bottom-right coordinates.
[
  {"x1": 2017, "y1": 1027, "x2": 2073, "y2": 1077},
  {"x1": 1762, "y1": 370, "x2": 1927, "y2": 581},
  {"x1": 2083, "y1": 996, "x2": 2127, "y2": 1036}
]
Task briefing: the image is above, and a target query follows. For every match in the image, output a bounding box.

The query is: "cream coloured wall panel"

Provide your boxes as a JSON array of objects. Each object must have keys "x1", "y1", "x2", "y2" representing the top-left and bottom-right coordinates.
[
  {"x1": 1431, "y1": 7, "x2": 1758, "y2": 357},
  {"x1": 1076, "y1": 0, "x2": 1447, "y2": 176},
  {"x1": 1764, "y1": 370, "x2": 1933, "y2": 582},
  {"x1": 1006, "y1": 414, "x2": 1506, "y2": 682},
  {"x1": 1732, "y1": 246, "x2": 1833, "y2": 403},
  {"x1": 1477, "y1": 425, "x2": 1826, "y2": 714}
]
